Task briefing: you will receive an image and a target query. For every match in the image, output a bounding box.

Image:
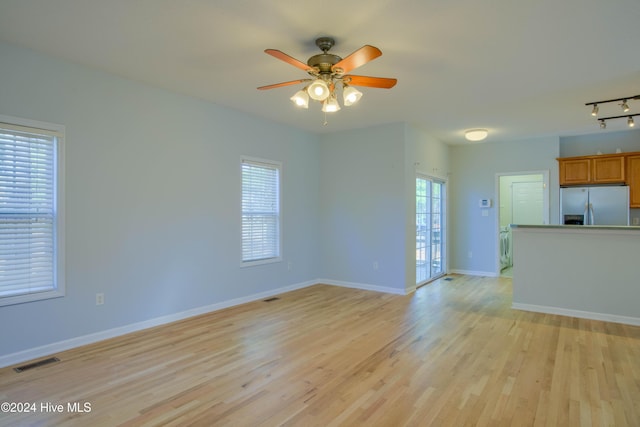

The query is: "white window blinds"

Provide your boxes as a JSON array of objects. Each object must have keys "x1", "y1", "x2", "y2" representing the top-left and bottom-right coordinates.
[
  {"x1": 0, "y1": 123, "x2": 60, "y2": 303},
  {"x1": 241, "y1": 158, "x2": 281, "y2": 264}
]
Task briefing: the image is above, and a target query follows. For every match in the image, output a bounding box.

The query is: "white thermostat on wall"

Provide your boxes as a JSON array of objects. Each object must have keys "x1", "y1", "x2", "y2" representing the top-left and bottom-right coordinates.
[{"x1": 479, "y1": 199, "x2": 492, "y2": 208}]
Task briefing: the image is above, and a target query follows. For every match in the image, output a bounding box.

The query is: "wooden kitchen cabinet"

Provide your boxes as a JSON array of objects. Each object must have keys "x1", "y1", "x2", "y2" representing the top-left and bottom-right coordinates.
[
  {"x1": 558, "y1": 154, "x2": 625, "y2": 186},
  {"x1": 558, "y1": 157, "x2": 591, "y2": 185},
  {"x1": 592, "y1": 155, "x2": 625, "y2": 183},
  {"x1": 627, "y1": 154, "x2": 640, "y2": 208}
]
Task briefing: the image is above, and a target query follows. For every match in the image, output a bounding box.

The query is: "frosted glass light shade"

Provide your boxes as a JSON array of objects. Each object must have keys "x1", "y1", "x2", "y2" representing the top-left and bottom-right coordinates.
[
  {"x1": 290, "y1": 90, "x2": 309, "y2": 108},
  {"x1": 343, "y1": 86, "x2": 363, "y2": 106},
  {"x1": 322, "y1": 96, "x2": 341, "y2": 113},
  {"x1": 307, "y1": 79, "x2": 330, "y2": 101}
]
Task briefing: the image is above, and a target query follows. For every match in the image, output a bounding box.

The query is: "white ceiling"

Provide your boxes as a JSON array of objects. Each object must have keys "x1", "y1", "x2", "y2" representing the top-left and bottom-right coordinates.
[{"x1": 1, "y1": 0, "x2": 640, "y2": 144}]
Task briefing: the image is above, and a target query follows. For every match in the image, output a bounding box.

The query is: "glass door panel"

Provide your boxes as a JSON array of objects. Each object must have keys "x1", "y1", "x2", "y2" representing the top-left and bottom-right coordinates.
[{"x1": 416, "y1": 176, "x2": 445, "y2": 285}]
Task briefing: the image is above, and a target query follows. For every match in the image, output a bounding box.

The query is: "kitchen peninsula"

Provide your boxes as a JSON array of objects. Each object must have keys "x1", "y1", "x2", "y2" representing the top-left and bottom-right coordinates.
[{"x1": 510, "y1": 224, "x2": 640, "y2": 326}]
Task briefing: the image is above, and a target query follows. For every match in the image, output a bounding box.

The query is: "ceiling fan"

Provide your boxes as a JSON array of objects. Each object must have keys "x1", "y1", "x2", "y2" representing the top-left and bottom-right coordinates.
[{"x1": 257, "y1": 37, "x2": 397, "y2": 113}]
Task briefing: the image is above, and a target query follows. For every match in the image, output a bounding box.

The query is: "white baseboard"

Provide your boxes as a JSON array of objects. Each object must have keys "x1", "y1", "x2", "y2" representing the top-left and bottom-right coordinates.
[
  {"x1": 319, "y1": 278, "x2": 411, "y2": 295},
  {"x1": 512, "y1": 302, "x2": 640, "y2": 327},
  {"x1": 450, "y1": 269, "x2": 498, "y2": 277},
  {"x1": 0, "y1": 280, "x2": 316, "y2": 369}
]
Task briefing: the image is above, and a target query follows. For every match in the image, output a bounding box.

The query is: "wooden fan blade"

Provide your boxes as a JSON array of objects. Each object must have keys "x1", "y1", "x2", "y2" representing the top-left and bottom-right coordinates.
[
  {"x1": 257, "y1": 79, "x2": 309, "y2": 90},
  {"x1": 332, "y1": 45, "x2": 382, "y2": 74},
  {"x1": 265, "y1": 49, "x2": 313, "y2": 72},
  {"x1": 344, "y1": 75, "x2": 397, "y2": 89}
]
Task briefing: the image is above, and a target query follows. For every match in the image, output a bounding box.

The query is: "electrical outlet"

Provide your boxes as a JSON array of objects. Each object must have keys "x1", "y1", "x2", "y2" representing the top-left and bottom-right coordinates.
[
  {"x1": 287, "y1": 261, "x2": 293, "y2": 271},
  {"x1": 96, "y1": 293, "x2": 104, "y2": 306},
  {"x1": 373, "y1": 261, "x2": 379, "y2": 270}
]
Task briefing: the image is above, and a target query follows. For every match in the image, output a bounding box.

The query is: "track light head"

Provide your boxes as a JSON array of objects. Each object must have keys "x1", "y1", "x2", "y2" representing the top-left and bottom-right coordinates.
[
  {"x1": 629, "y1": 116, "x2": 635, "y2": 128},
  {"x1": 600, "y1": 120, "x2": 606, "y2": 129},
  {"x1": 591, "y1": 104, "x2": 599, "y2": 116},
  {"x1": 621, "y1": 100, "x2": 630, "y2": 112}
]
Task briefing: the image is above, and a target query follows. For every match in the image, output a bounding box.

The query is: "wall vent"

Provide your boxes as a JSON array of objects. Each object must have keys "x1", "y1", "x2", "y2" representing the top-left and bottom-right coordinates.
[
  {"x1": 14, "y1": 357, "x2": 60, "y2": 373},
  {"x1": 263, "y1": 297, "x2": 280, "y2": 302}
]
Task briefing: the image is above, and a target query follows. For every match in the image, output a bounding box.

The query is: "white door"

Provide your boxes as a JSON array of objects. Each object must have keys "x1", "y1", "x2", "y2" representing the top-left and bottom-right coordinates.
[
  {"x1": 416, "y1": 176, "x2": 446, "y2": 285},
  {"x1": 512, "y1": 181, "x2": 544, "y2": 225}
]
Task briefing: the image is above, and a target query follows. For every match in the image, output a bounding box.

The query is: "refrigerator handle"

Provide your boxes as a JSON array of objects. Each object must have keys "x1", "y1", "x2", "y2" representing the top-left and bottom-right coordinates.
[
  {"x1": 584, "y1": 203, "x2": 589, "y2": 225},
  {"x1": 589, "y1": 203, "x2": 595, "y2": 225}
]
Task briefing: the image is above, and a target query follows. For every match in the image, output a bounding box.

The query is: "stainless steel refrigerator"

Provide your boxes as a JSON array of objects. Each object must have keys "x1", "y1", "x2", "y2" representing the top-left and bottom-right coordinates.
[{"x1": 560, "y1": 186, "x2": 629, "y2": 225}]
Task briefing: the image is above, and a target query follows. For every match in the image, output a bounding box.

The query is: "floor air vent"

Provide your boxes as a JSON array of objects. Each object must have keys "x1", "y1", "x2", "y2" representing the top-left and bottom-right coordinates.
[
  {"x1": 14, "y1": 357, "x2": 60, "y2": 373},
  {"x1": 263, "y1": 297, "x2": 280, "y2": 302},
  {"x1": 444, "y1": 277, "x2": 454, "y2": 281}
]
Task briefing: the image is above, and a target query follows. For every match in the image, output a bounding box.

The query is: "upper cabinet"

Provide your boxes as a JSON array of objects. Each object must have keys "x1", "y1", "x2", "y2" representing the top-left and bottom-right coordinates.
[
  {"x1": 558, "y1": 154, "x2": 625, "y2": 186},
  {"x1": 558, "y1": 152, "x2": 640, "y2": 208},
  {"x1": 558, "y1": 157, "x2": 591, "y2": 185},
  {"x1": 592, "y1": 155, "x2": 626, "y2": 183},
  {"x1": 627, "y1": 154, "x2": 640, "y2": 208}
]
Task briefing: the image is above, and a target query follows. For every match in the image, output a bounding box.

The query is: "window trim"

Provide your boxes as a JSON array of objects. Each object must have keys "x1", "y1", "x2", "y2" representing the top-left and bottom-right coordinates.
[
  {"x1": 240, "y1": 156, "x2": 282, "y2": 268},
  {"x1": 0, "y1": 114, "x2": 65, "y2": 306}
]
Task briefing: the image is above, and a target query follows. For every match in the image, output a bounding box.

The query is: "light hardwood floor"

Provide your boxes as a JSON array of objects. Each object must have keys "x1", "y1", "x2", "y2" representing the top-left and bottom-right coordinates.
[{"x1": 1, "y1": 275, "x2": 640, "y2": 426}]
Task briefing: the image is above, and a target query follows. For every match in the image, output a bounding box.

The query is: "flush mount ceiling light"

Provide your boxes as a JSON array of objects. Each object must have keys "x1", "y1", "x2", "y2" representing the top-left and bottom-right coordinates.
[
  {"x1": 464, "y1": 129, "x2": 489, "y2": 142},
  {"x1": 586, "y1": 95, "x2": 640, "y2": 129},
  {"x1": 257, "y1": 37, "x2": 397, "y2": 122}
]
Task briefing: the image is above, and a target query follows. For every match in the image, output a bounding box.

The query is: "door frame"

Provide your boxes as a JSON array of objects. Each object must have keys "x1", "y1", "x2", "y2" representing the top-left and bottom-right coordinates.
[{"x1": 494, "y1": 170, "x2": 550, "y2": 275}]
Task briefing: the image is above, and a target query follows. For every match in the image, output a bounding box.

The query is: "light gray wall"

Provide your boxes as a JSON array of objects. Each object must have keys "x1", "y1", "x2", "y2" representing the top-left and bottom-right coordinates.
[
  {"x1": 560, "y1": 129, "x2": 640, "y2": 157},
  {"x1": 0, "y1": 42, "x2": 321, "y2": 356},
  {"x1": 449, "y1": 137, "x2": 560, "y2": 275},
  {"x1": 318, "y1": 123, "x2": 407, "y2": 292},
  {"x1": 404, "y1": 125, "x2": 451, "y2": 287}
]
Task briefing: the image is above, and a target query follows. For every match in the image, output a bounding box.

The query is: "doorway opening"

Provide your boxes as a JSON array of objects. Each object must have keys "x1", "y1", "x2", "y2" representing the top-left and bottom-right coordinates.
[
  {"x1": 416, "y1": 175, "x2": 446, "y2": 286},
  {"x1": 496, "y1": 171, "x2": 549, "y2": 277}
]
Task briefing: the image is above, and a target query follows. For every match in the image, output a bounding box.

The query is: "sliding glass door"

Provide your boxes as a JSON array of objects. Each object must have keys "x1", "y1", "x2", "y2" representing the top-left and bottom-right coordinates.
[{"x1": 416, "y1": 175, "x2": 445, "y2": 285}]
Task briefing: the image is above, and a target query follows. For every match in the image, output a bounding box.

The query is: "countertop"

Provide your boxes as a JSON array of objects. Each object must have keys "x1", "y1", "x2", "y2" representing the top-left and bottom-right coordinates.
[{"x1": 510, "y1": 224, "x2": 640, "y2": 232}]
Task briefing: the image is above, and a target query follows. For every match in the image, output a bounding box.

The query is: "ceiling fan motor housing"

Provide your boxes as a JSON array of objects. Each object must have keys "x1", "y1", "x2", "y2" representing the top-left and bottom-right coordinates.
[
  {"x1": 308, "y1": 37, "x2": 342, "y2": 75},
  {"x1": 307, "y1": 53, "x2": 341, "y2": 74}
]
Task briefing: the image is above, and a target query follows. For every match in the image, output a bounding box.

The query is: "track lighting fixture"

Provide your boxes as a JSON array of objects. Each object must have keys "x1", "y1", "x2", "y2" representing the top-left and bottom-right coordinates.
[
  {"x1": 595, "y1": 113, "x2": 640, "y2": 130},
  {"x1": 586, "y1": 95, "x2": 640, "y2": 128}
]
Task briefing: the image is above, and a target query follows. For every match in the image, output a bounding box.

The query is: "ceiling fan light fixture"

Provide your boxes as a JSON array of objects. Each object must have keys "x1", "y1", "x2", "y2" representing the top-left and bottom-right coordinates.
[
  {"x1": 464, "y1": 129, "x2": 489, "y2": 142},
  {"x1": 290, "y1": 89, "x2": 309, "y2": 108},
  {"x1": 322, "y1": 95, "x2": 341, "y2": 113},
  {"x1": 343, "y1": 85, "x2": 363, "y2": 106},
  {"x1": 307, "y1": 79, "x2": 330, "y2": 101}
]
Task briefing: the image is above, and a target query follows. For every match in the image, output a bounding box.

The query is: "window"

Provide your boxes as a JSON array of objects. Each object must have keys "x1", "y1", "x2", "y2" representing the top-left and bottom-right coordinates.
[
  {"x1": 241, "y1": 157, "x2": 281, "y2": 266},
  {"x1": 0, "y1": 116, "x2": 65, "y2": 306}
]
